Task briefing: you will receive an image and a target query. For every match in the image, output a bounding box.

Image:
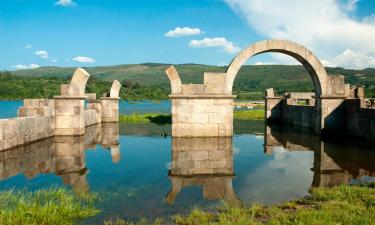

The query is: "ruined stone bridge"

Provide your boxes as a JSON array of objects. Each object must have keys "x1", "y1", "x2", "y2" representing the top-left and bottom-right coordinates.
[
  {"x1": 165, "y1": 39, "x2": 375, "y2": 141},
  {"x1": 0, "y1": 68, "x2": 122, "y2": 151}
]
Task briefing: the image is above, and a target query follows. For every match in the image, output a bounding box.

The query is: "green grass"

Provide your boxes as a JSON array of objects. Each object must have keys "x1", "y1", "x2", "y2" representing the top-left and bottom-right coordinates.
[
  {"x1": 119, "y1": 110, "x2": 265, "y2": 125},
  {"x1": 119, "y1": 113, "x2": 172, "y2": 124},
  {"x1": 105, "y1": 184, "x2": 375, "y2": 225},
  {"x1": 0, "y1": 187, "x2": 100, "y2": 225},
  {"x1": 234, "y1": 109, "x2": 265, "y2": 120}
]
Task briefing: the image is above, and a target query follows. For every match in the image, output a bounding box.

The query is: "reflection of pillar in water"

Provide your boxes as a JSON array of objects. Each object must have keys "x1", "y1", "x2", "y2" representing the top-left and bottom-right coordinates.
[
  {"x1": 263, "y1": 126, "x2": 282, "y2": 155},
  {"x1": 84, "y1": 124, "x2": 102, "y2": 149},
  {"x1": 166, "y1": 137, "x2": 240, "y2": 205},
  {"x1": 54, "y1": 136, "x2": 89, "y2": 197},
  {"x1": 101, "y1": 123, "x2": 121, "y2": 163},
  {"x1": 312, "y1": 145, "x2": 351, "y2": 187},
  {"x1": 110, "y1": 145, "x2": 121, "y2": 164}
]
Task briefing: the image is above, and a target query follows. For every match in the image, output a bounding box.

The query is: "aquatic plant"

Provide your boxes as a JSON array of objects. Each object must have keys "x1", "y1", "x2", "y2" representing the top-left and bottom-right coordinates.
[
  {"x1": 0, "y1": 187, "x2": 100, "y2": 225},
  {"x1": 104, "y1": 185, "x2": 375, "y2": 225},
  {"x1": 119, "y1": 110, "x2": 265, "y2": 125}
]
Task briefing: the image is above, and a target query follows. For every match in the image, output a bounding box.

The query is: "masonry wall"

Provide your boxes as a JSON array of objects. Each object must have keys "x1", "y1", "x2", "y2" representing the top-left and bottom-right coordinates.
[
  {"x1": 0, "y1": 116, "x2": 54, "y2": 151},
  {"x1": 171, "y1": 98, "x2": 233, "y2": 137},
  {"x1": 345, "y1": 99, "x2": 375, "y2": 141},
  {"x1": 282, "y1": 103, "x2": 316, "y2": 129},
  {"x1": 84, "y1": 109, "x2": 99, "y2": 127}
]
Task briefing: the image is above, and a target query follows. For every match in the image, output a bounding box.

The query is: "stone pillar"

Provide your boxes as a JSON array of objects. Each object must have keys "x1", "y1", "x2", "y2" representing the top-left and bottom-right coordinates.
[
  {"x1": 54, "y1": 96, "x2": 87, "y2": 136},
  {"x1": 265, "y1": 88, "x2": 283, "y2": 122},
  {"x1": 100, "y1": 97, "x2": 120, "y2": 122},
  {"x1": 100, "y1": 80, "x2": 121, "y2": 123},
  {"x1": 315, "y1": 96, "x2": 346, "y2": 135},
  {"x1": 171, "y1": 96, "x2": 235, "y2": 137},
  {"x1": 54, "y1": 68, "x2": 90, "y2": 136}
]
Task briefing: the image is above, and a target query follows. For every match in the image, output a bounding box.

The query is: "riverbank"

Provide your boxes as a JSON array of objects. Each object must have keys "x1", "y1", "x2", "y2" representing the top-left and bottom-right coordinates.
[
  {"x1": 0, "y1": 184, "x2": 373, "y2": 224},
  {"x1": 119, "y1": 109, "x2": 265, "y2": 124},
  {"x1": 104, "y1": 184, "x2": 375, "y2": 225},
  {"x1": 0, "y1": 188, "x2": 99, "y2": 225}
]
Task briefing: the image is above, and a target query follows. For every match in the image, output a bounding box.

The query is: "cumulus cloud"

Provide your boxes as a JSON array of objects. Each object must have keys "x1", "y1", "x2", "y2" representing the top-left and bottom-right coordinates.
[
  {"x1": 165, "y1": 27, "x2": 203, "y2": 37},
  {"x1": 189, "y1": 37, "x2": 241, "y2": 54},
  {"x1": 50, "y1": 59, "x2": 59, "y2": 63},
  {"x1": 35, "y1": 50, "x2": 49, "y2": 59},
  {"x1": 341, "y1": 0, "x2": 359, "y2": 11},
  {"x1": 223, "y1": 0, "x2": 375, "y2": 68},
  {"x1": 72, "y1": 56, "x2": 96, "y2": 63},
  {"x1": 55, "y1": 0, "x2": 76, "y2": 7},
  {"x1": 13, "y1": 64, "x2": 40, "y2": 70},
  {"x1": 25, "y1": 44, "x2": 32, "y2": 49}
]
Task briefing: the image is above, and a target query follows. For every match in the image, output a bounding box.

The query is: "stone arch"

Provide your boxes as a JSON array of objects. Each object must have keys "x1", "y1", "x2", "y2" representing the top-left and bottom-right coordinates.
[
  {"x1": 225, "y1": 40, "x2": 329, "y2": 96},
  {"x1": 109, "y1": 80, "x2": 121, "y2": 98},
  {"x1": 68, "y1": 68, "x2": 91, "y2": 96},
  {"x1": 165, "y1": 66, "x2": 182, "y2": 94}
]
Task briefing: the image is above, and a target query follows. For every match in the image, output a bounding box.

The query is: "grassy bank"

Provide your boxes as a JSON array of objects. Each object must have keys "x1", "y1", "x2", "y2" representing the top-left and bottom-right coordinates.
[
  {"x1": 119, "y1": 110, "x2": 265, "y2": 124},
  {"x1": 119, "y1": 113, "x2": 172, "y2": 124},
  {"x1": 105, "y1": 184, "x2": 375, "y2": 225},
  {"x1": 0, "y1": 188, "x2": 99, "y2": 225},
  {"x1": 234, "y1": 109, "x2": 264, "y2": 120}
]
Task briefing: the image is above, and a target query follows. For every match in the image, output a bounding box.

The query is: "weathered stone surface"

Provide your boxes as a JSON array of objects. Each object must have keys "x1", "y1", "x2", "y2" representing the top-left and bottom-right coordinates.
[
  {"x1": 0, "y1": 68, "x2": 121, "y2": 150},
  {"x1": 166, "y1": 137, "x2": 238, "y2": 204}
]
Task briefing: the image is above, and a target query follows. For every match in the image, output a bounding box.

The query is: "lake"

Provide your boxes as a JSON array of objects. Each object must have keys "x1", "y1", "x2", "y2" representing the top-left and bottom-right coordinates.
[{"x1": 0, "y1": 100, "x2": 374, "y2": 224}]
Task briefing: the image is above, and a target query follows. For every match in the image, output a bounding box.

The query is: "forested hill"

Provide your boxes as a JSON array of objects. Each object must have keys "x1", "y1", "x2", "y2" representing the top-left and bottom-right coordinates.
[{"x1": 3, "y1": 63, "x2": 375, "y2": 100}]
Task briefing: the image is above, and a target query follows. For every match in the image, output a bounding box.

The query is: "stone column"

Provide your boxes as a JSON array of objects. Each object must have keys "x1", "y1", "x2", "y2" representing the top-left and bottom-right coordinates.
[
  {"x1": 265, "y1": 88, "x2": 283, "y2": 122},
  {"x1": 54, "y1": 96, "x2": 87, "y2": 136},
  {"x1": 171, "y1": 96, "x2": 235, "y2": 137},
  {"x1": 100, "y1": 80, "x2": 121, "y2": 123},
  {"x1": 100, "y1": 97, "x2": 120, "y2": 122},
  {"x1": 315, "y1": 96, "x2": 346, "y2": 135}
]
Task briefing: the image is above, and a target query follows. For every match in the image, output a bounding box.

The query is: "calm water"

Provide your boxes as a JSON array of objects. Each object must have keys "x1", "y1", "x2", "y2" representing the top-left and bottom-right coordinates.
[{"x1": 0, "y1": 101, "x2": 374, "y2": 224}]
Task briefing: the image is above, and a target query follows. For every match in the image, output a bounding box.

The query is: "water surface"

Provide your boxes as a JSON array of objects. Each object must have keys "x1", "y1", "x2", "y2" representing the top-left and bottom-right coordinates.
[{"x1": 0, "y1": 101, "x2": 374, "y2": 224}]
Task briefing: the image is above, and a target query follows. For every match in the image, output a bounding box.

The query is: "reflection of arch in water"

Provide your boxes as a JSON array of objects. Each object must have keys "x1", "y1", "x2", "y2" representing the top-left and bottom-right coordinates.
[
  {"x1": 166, "y1": 137, "x2": 240, "y2": 205},
  {"x1": 264, "y1": 124, "x2": 375, "y2": 187}
]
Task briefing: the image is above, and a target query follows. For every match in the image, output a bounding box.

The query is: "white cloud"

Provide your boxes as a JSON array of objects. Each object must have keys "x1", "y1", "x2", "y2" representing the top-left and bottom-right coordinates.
[
  {"x1": 55, "y1": 0, "x2": 76, "y2": 7},
  {"x1": 165, "y1": 27, "x2": 203, "y2": 37},
  {"x1": 13, "y1": 64, "x2": 40, "y2": 70},
  {"x1": 72, "y1": 56, "x2": 96, "y2": 63},
  {"x1": 254, "y1": 61, "x2": 277, "y2": 65},
  {"x1": 25, "y1": 44, "x2": 32, "y2": 49},
  {"x1": 189, "y1": 37, "x2": 241, "y2": 54},
  {"x1": 341, "y1": 0, "x2": 359, "y2": 12},
  {"x1": 224, "y1": 0, "x2": 375, "y2": 68},
  {"x1": 35, "y1": 50, "x2": 49, "y2": 59},
  {"x1": 333, "y1": 49, "x2": 375, "y2": 69},
  {"x1": 51, "y1": 59, "x2": 59, "y2": 63}
]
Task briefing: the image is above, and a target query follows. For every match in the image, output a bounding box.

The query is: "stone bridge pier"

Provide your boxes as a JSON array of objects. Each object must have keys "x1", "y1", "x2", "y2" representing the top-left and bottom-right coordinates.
[{"x1": 166, "y1": 40, "x2": 352, "y2": 137}]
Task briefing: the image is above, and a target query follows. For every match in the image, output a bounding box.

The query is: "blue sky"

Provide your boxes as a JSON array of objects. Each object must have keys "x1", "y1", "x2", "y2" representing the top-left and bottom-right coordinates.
[{"x1": 1, "y1": 0, "x2": 375, "y2": 70}]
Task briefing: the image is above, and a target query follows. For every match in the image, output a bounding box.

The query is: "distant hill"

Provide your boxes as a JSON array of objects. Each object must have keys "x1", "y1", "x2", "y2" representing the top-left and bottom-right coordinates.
[{"x1": 11, "y1": 63, "x2": 375, "y2": 98}]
